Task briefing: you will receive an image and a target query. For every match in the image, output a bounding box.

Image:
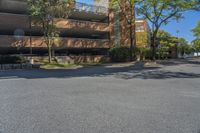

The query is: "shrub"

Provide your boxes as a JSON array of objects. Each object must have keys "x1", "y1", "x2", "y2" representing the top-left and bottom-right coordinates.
[
  {"x1": 0, "y1": 55, "x2": 27, "y2": 64},
  {"x1": 145, "y1": 48, "x2": 152, "y2": 59},
  {"x1": 178, "y1": 44, "x2": 193, "y2": 57},
  {"x1": 157, "y1": 46, "x2": 170, "y2": 59},
  {"x1": 109, "y1": 46, "x2": 130, "y2": 62},
  {"x1": 135, "y1": 47, "x2": 152, "y2": 60}
]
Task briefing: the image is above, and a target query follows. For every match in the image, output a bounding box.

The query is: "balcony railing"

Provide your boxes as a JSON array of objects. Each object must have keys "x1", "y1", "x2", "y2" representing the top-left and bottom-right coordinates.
[
  {"x1": 74, "y1": 2, "x2": 108, "y2": 15},
  {"x1": 0, "y1": 1, "x2": 108, "y2": 15},
  {"x1": 0, "y1": 13, "x2": 109, "y2": 32},
  {"x1": 55, "y1": 18, "x2": 109, "y2": 32}
]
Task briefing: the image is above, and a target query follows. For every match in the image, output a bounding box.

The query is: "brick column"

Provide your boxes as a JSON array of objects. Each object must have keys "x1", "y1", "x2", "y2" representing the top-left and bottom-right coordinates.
[
  {"x1": 108, "y1": 0, "x2": 136, "y2": 48},
  {"x1": 109, "y1": 7, "x2": 115, "y2": 47}
]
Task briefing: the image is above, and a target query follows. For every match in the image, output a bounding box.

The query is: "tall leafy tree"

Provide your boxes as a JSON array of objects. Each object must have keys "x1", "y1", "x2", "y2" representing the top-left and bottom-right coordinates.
[
  {"x1": 110, "y1": 0, "x2": 136, "y2": 60},
  {"x1": 192, "y1": 39, "x2": 200, "y2": 56},
  {"x1": 136, "y1": 0, "x2": 199, "y2": 60},
  {"x1": 28, "y1": 0, "x2": 74, "y2": 63},
  {"x1": 178, "y1": 38, "x2": 192, "y2": 57},
  {"x1": 191, "y1": 21, "x2": 200, "y2": 56},
  {"x1": 157, "y1": 30, "x2": 178, "y2": 59},
  {"x1": 192, "y1": 21, "x2": 200, "y2": 39}
]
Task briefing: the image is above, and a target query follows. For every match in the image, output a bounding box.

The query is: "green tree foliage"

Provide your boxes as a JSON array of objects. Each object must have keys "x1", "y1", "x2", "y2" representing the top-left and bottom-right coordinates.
[
  {"x1": 191, "y1": 21, "x2": 200, "y2": 56},
  {"x1": 135, "y1": 47, "x2": 151, "y2": 60},
  {"x1": 109, "y1": 46, "x2": 130, "y2": 62},
  {"x1": 157, "y1": 30, "x2": 178, "y2": 47},
  {"x1": 157, "y1": 45, "x2": 170, "y2": 59},
  {"x1": 178, "y1": 38, "x2": 192, "y2": 56},
  {"x1": 27, "y1": 0, "x2": 74, "y2": 63},
  {"x1": 192, "y1": 21, "x2": 200, "y2": 39},
  {"x1": 156, "y1": 30, "x2": 178, "y2": 59},
  {"x1": 135, "y1": 0, "x2": 199, "y2": 60},
  {"x1": 192, "y1": 39, "x2": 200, "y2": 56}
]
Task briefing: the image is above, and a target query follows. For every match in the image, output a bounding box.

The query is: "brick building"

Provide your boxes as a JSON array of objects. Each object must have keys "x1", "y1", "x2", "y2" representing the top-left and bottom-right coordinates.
[{"x1": 0, "y1": 0, "x2": 150, "y2": 62}]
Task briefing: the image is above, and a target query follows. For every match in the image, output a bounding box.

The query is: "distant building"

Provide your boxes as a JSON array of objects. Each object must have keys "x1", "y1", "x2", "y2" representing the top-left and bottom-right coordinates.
[{"x1": 135, "y1": 19, "x2": 151, "y2": 48}]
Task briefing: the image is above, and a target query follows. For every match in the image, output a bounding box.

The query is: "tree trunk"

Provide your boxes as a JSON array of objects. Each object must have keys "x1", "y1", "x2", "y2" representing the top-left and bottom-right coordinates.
[
  {"x1": 130, "y1": 24, "x2": 133, "y2": 61},
  {"x1": 52, "y1": 48, "x2": 55, "y2": 58},
  {"x1": 129, "y1": 4, "x2": 136, "y2": 61},
  {"x1": 29, "y1": 15, "x2": 32, "y2": 56},
  {"x1": 181, "y1": 49, "x2": 184, "y2": 57},
  {"x1": 151, "y1": 35, "x2": 156, "y2": 61},
  {"x1": 132, "y1": 5, "x2": 136, "y2": 60},
  {"x1": 151, "y1": 28, "x2": 159, "y2": 61},
  {"x1": 48, "y1": 40, "x2": 52, "y2": 63},
  {"x1": 175, "y1": 44, "x2": 178, "y2": 58}
]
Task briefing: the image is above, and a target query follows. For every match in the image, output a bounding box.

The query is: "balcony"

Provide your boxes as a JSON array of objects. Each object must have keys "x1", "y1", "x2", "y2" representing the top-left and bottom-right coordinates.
[
  {"x1": 55, "y1": 18, "x2": 109, "y2": 32},
  {"x1": 0, "y1": 0, "x2": 108, "y2": 21},
  {"x1": 0, "y1": 35, "x2": 110, "y2": 49},
  {"x1": 0, "y1": 0, "x2": 27, "y2": 14},
  {"x1": 74, "y1": 2, "x2": 108, "y2": 15},
  {"x1": 0, "y1": 13, "x2": 109, "y2": 35}
]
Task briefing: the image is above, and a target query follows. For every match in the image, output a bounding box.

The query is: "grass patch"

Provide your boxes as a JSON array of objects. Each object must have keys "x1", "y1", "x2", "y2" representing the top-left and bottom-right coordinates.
[{"x1": 40, "y1": 62, "x2": 81, "y2": 69}]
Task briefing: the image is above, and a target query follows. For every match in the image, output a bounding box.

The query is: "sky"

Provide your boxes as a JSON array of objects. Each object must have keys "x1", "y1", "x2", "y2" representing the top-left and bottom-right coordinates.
[
  {"x1": 77, "y1": 0, "x2": 200, "y2": 43},
  {"x1": 161, "y1": 11, "x2": 200, "y2": 43},
  {"x1": 76, "y1": 0, "x2": 93, "y2": 4}
]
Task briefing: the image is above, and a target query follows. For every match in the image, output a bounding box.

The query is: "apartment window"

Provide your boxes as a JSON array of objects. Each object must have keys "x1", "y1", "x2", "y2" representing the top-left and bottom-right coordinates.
[{"x1": 136, "y1": 24, "x2": 145, "y2": 32}]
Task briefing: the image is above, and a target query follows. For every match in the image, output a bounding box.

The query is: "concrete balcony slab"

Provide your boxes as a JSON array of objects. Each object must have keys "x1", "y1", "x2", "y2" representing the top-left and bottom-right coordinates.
[
  {"x1": 0, "y1": 35, "x2": 110, "y2": 49},
  {"x1": 0, "y1": 13, "x2": 109, "y2": 36}
]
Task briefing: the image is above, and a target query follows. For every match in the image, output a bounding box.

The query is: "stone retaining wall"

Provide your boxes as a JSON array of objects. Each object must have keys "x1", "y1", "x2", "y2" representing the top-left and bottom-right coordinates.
[
  {"x1": 0, "y1": 63, "x2": 35, "y2": 70},
  {"x1": 0, "y1": 55, "x2": 110, "y2": 70}
]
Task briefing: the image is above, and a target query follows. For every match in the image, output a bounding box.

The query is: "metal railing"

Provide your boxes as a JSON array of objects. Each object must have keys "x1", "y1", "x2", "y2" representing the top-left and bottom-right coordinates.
[
  {"x1": 74, "y1": 2, "x2": 108, "y2": 15},
  {"x1": 66, "y1": 18, "x2": 109, "y2": 27}
]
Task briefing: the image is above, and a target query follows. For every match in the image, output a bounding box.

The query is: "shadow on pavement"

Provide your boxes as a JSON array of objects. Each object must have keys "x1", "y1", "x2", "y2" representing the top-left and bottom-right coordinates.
[
  {"x1": 157, "y1": 58, "x2": 200, "y2": 66},
  {"x1": 115, "y1": 70, "x2": 200, "y2": 80},
  {"x1": 0, "y1": 59, "x2": 200, "y2": 80}
]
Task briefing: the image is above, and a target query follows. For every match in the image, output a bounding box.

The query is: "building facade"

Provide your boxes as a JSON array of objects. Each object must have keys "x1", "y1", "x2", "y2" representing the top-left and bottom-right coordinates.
[
  {"x1": 0, "y1": 0, "x2": 109, "y2": 58},
  {"x1": 108, "y1": 0, "x2": 150, "y2": 48},
  {"x1": 0, "y1": 0, "x2": 150, "y2": 62},
  {"x1": 135, "y1": 19, "x2": 151, "y2": 48}
]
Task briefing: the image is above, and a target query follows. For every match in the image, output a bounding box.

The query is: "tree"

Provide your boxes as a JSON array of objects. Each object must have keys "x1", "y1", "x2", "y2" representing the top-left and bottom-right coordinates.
[
  {"x1": 178, "y1": 38, "x2": 192, "y2": 57},
  {"x1": 156, "y1": 30, "x2": 178, "y2": 59},
  {"x1": 110, "y1": 0, "x2": 136, "y2": 61},
  {"x1": 157, "y1": 30, "x2": 171, "y2": 59},
  {"x1": 28, "y1": 0, "x2": 74, "y2": 63},
  {"x1": 136, "y1": 0, "x2": 199, "y2": 60},
  {"x1": 157, "y1": 30, "x2": 175, "y2": 46},
  {"x1": 192, "y1": 39, "x2": 200, "y2": 56},
  {"x1": 192, "y1": 21, "x2": 200, "y2": 39},
  {"x1": 191, "y1": 21, "x2": 200, "y2": 56}
]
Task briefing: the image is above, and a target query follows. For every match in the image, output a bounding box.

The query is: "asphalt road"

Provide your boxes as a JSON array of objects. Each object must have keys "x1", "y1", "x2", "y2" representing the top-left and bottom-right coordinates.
[{"x1": 0, "y1": 58, "x2": 200, "y2": 133}]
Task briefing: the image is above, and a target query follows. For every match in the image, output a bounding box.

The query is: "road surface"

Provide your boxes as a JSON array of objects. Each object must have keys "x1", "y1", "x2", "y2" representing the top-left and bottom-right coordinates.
[{"x1": 0, "y1": 58, "x2": 200, "y2": 133}]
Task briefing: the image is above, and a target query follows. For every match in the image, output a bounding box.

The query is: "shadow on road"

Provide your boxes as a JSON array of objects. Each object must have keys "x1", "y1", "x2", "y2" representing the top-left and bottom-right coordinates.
[
  {"x1": 157, "y1": 58, "x2": 200, "y2": 66},
  {"x1": 0, "y1": 59, "x2": 200, "y2": 80},
  {"x1": 115, "y1": 70, "x2": 200, "y2": 80}
]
